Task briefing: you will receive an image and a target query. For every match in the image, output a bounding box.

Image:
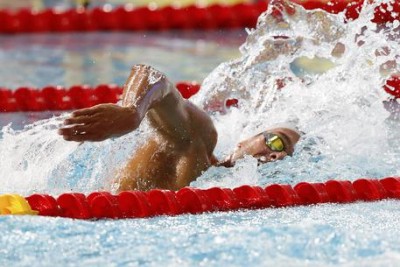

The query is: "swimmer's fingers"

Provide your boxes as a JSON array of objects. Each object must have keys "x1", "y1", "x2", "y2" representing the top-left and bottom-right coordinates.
[
  {"x1": 58, "y1": 124, "x2": 95, "y2": 137},
  {"x1": 64, "y1": 115, "x2": 95, "y2": 125},
  {"x1": 60, "y1": 104, "x2": 138, "y2": 142},
  {"x1": 71, "y1": 106, "x2": 102, "y2": 117}
]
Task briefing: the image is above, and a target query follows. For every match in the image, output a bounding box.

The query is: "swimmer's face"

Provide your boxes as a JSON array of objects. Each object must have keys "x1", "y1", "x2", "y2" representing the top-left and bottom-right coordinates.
[{"x1": 223, "y1": 127, "x2": 300, "y2": 167}]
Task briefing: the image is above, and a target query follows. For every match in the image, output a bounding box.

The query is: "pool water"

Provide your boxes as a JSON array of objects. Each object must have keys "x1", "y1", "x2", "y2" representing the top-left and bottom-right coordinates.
[
  {"x1": 0, "y1": 31, "x2": 244, "y2": 89},
  {"x1": 2, "y1": 2, "x2": 400, "y2": 266},
  {"x1": 2, "y1": 201, "x2": 400, "y2": 266}
]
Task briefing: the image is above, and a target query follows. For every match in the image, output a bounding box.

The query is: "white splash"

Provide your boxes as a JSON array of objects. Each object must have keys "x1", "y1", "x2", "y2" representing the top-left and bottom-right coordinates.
[
  {"x1": 193, "y1": 0, "x2": 400, "y2": 186},
  {"x1": 0, "y1": 113, "x2": 144, "y2": 195},
  {"x1": 0, "y1": 115, "x2": 77, "y2": 194},
  {"x1": 1, "y1": 0, "x2": 400, "y2": 194}
]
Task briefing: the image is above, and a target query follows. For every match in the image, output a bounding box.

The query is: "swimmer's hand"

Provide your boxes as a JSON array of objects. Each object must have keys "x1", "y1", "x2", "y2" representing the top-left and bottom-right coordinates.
[{"x1": 58, "y1": 104, "x2": 140, "y2": 142}]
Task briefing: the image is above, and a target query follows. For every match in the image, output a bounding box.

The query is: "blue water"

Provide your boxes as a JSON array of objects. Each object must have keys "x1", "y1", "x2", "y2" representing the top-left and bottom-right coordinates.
[
  {"x1": 0, "y1": 31, "x2": 244, "y2": 89},
  {"x1": 1, "y1": 202, "x2": 400, "y2": 266},
  {"x1": 1, "y1": 31, "x2": 400, "y2": 266}
]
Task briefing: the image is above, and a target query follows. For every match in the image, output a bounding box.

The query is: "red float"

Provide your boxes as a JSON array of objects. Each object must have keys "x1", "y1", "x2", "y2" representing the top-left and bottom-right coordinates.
[
  {"x1": 88, "y1": 192, "x2": 122, "y2": 218},
  {"x1": 232, "y1": 4, "x2": 260, "y2": 28},
  {"x1": 118, "y1": 191, "x2": 153, "y2": 218},
  {"x1": 57, "y1": 193, "x2": 91, "y2": 219},
  {"x1": 203, "y1": 187, "x2": 240, "y2": 211},
  {"x1": 90, "y1": 6, "x2": 121, "y2": 31},
  {"x1": 52, "y1": 9, "x2": 78, "y2": 32},
  {"x1": 233, "y1": 185, "x2": 271, "y2": 209},
  {"x1": 380, "y1": 177, "x2": 400, "y2": 198},
  {"x1": 225, "y1": 98, "x2": 239, "y2": 108},
  {"x1": 146, "y1": 189, "x2": 182, "y2": 216},
  {"x1": 144, "y1": 8, "x2": 170, "y2": 31},
  {"x1": 176, "y1": 187, "x2": 212, "y2": 214},
  {"x1": 14, "y1": 87, "x2": 47, "y2": 111},
  {"x1": 2, "y1": 10, "x2": 22, "y2": 33},
  {"x1": 294, "y1": 182, "x2": 330, "y2": 204},
  {"x1": 325, "y1": 180, "x2": 358, "y2": 203},
  {"x1": 26, "y1": 194, "x2": 59, "y2": 216},
  {"x1": 33, "y1": 10, "x2": 54, "y2": 33},
  {"x1": 353, "y1": 178, "x2": 388, "y2": 201},
  {"x1": 74, "y1": 8, "x2": 97, "y2": 31},
  {"x1": 372, "y1": 1, "x2": 400, "y2": 23},
  {"x1": 162, "y1": 6, "x2": 193, "y2": 30},
  {"x1": 41, "y1": 86, "x2": 71, "y2": 110},
  {"x1": 265, "y1": 184, "x2": 301, "y2": 207},
  {"x1": 94, "y1": 84, "x2": 121, "y2": 104},
  {"x1": 384, "y1": 75, "x2": 400, "y2": 99},
  {"x1": 208, "y1": 4, "x2": 240, "y2": 29},
  {"x1": 0, "y1": 88, "x2": 18, "y2": 112},
  {"x1": 122, "y1": 6, "x2": 147, "y2": 31},
  {"x1": 68, "y1": 85, "x2": 96, "y2": 109},
  {"x1": 187, "y1": 5, "x2": 217, "y2": 30},
  {"x1": 175, "y1": 82, "x2": 201, "y2": 99},
  {"x1": 0, "y1": 10, "x2": 6, "y2": 33}
]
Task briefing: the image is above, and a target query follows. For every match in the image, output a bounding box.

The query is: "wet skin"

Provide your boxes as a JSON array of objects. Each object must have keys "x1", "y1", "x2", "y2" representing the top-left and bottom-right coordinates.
[{"x1": 59, "y1": 65, "x2": 300, "y2": 191}]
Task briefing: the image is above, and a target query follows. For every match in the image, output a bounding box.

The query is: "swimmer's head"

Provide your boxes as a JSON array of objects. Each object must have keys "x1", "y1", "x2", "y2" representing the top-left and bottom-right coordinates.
[{"x1": 221, "y1": 126, "x2": 301, "y2": 167}]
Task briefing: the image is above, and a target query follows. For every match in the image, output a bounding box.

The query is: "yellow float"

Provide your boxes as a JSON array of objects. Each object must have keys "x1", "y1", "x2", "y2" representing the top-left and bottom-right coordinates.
[{"x1": 0, "y1": 194, "x2": 38, "y2": 215}]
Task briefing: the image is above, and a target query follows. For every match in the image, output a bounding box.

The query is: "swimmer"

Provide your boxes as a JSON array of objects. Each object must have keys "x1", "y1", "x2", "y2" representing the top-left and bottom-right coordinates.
[{"x1": 58, "y1": 65, "x2": 300, "y2": 191}]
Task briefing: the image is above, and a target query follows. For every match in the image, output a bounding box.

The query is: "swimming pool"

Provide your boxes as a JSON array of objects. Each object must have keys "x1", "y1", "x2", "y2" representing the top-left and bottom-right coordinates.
[{"x1": 2, "y1": 2, "x2": 400, "y2": 267}]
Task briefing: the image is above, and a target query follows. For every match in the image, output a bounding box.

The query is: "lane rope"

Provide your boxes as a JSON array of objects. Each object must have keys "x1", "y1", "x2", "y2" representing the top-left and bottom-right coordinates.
[
  {"x1": 0, "y1": 2, "x2": 267, "y2": 33},
  {"x1": 0, "y1": 1, "x2": 399, "y2": 34},
  {"x1": 2, "y1": 177, "x2": 399, "y2": 219},
  {"x1": 0, "y1": 82, "x2": 201, "y2": 112},
  {"x1": 1, "y1": 74, "x2": 399, "y2": 112}
]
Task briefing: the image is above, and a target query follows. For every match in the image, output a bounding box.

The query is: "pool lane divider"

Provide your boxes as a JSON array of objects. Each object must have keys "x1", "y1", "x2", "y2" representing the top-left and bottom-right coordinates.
[
  {"x1": 1, "y1": 177, "x2": 399, "y2": 219},
  {"x1": 0, "y1": 82, "x2": 205, "y2": 112},
  {"x1": 0, "y1": 1, "x2": 399, "y2": 34},
  {"x1": 0, "y1": 2, "x2": 267, "y2": 34},
  {"x1": 0, "y1": 82, "x2": 239, "y2": 112},
  {"x1": 1, "y1": 73, "x2": 399, "y2": 112}
]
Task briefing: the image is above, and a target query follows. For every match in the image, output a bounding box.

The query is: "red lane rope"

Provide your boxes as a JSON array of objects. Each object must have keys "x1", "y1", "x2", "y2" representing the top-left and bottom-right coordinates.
[
  {"x1": 24, "y1": 177, "x2": 400, "y2": 219},
  {"x1": 1, "y1": 74, "x2": 399, "y2": 112},
  {"x1": 0, "y1": 1, "x2": 399, "y2": 34},
  {"x1": 0, "y1": 3, "x2": 267, "y2": 33},
  {"x1": 0, "y1": 82, "x2": 202, "y2": 112},
  {"x1": 291, "y1": 0, "x2": 400, "y2": 23}
]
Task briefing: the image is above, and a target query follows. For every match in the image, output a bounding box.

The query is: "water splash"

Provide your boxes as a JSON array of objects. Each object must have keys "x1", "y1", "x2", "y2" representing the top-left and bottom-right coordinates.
[
  {"x1": 1, "y1": 1, "x2": 400, "y2": 194},
  {"x1": 0, "y1": 113, "x2": 147, "y2": 195},
  {"x1": 0, "y1": 115, "x2": 77, "y2": 194},
  {"x1": 193, "y1": 0, "x2": 400, "y2": 187}
]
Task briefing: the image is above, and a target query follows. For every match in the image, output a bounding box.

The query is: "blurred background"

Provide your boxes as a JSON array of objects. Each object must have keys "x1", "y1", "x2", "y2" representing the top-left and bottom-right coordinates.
[{"x1": 0, "y1": 0, "x2": 258, "y2": 10}]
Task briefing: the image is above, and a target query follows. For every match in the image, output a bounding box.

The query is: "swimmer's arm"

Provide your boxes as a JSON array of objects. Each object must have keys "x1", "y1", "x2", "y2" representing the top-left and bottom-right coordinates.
[
  {"x1": 59, "y1": 65, "x2": 192, "y2": 143},
  {"x1": 122, "y1": 65, "x2": 193, "y2": 144}
]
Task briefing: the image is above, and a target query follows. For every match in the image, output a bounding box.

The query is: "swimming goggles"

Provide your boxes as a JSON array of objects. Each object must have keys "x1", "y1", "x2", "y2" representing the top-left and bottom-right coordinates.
[{"x1": 263, "y1": 132, "x2": 285, "y2": 152}]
